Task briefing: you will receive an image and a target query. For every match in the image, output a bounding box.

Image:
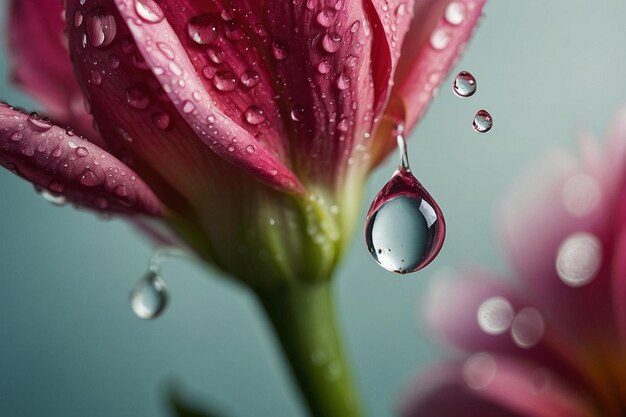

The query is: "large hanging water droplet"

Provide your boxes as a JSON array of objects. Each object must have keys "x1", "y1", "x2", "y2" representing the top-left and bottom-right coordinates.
[
  {"x1": 453, "y1": 71, "x2": 476, "y2": 97},
  {"x1": 129, "y1": 270, "x2": 168, "y2": 319},
  {"x1": 365, "y1": 125, "x2": 445, "y2": 274},
  {"x1": 473, "y1": 110, "x2": 493, "y2": 133}
]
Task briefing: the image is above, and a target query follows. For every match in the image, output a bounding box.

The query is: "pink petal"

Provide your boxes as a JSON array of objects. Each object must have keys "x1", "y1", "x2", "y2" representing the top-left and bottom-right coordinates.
[
  {"x1": 423, "y1": 270, "x2": 594, "y2": 386},
  {"x1": 0, "y1": 103, "x2": 162, "y2": 216},
  {"x1": 401, "y1": 357, "x2": 594, "y2": 417},
  {"x1": 66, "y1": 0, "x2": 303, "y2": 195},
  {"x1": 7, "y1": 0, "x2": 103, "y2": 145}
]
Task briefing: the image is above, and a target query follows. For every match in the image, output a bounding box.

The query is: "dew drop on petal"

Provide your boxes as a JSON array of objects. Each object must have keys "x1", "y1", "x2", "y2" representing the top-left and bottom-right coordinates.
[
  {"x1": 316, "y1": 8, "x2": 336, "y2": 27},
  {"x1": 473, "y1": 110, "x2": 493, "y2": 133},
  {"x1": 151, "y1": 112, "x2": 170, "y2": 130},
  {"x1": 240, "y1": 69, "x2": 260, "y2": 88},
  {"x1": 335, "y1": 73, "x2": 350, "y2": 90},
  {"x1": 134, "y1": 0, "x2": 165, "y2": 24},
  {"x1": 365, "y1": 126, "x2": 446, "y2": 274},
  {"x1": 76, "y1": 146, "x2": 89, "y2": 157},
  {"x1": 556, "y1": 232, "x2": 601, "y2": 287},
  {"x1": 245, "y1": 145, "x2": 256, "y2": 154},
  {"x1": 511, "y1": 307, "x2": 544, "y2": 348},
  {"x1": 80, "y1": 169, "x2": 102, "y2": 187},
  {"x1": 126, "y1": 85, "x2": 150, "y2": 109},
  {"x1": 207, "y1": 46, "x2": 225, "y2": 64},
  {"x1": 244, "y1": 106, "x2": 266, "y2": 125},
  {"x1": 27, "y1": 113, "x2": 53, "y2": 132},
  {"x1": 291, "y1": 106, "x2": 305, "y2": 121},
  {"x1": 430, "y1": 28, "x2": 451, "y2": 50},
  {"x1": 130, "y1": 270, "x2": 168, "y2": 319},
  {"x1": 318, "y1": 60, "x2": 331, "y2": 74},
  {"x1": 187, "y1": 13, "x2": 218, "y2": 44},
  {"x1": 272, "y1": 41, "x2": 289, "y2": 60},
  {"x1": 86, "y1": 8, "x2": 117, "y2": 47},
  {"x1": 453, "y1": 71, "x2": 477, "y2": 97},
  {"x1": 445, "y1": 2, "x2": 466, "y2": 26},
  {"x1": 477, "y1": 296, "x2": 514, "y2": 335},
  {"x1": 213, "y1": 71, "x2": 237, "y2": 92},
  {"x1": 322, "y1": 33, "x2": 342, "y2": 53},
  {"x1": 10, "y1": 131, "x2": 24, "y2": 142}
]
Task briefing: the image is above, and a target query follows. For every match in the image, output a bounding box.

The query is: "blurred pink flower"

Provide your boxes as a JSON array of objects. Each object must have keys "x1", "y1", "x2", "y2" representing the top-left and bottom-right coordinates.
[
  {"x1": 1, "y1": 0, "x2": 485, "y2": 285},
  {"x1": 401, "y1": 111, "x2": 626, "y2": 417}
]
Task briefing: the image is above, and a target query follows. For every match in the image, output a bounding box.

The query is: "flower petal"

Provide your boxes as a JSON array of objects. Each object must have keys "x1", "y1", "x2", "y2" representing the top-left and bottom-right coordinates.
[
  {"x1": 401, "y1": 357, "x2": 594, "y2": 417},
  {"x1": 66, "y1": 0, "x2": 303, "y2": 195},
  {"x1": 0, "y1": 103, "x2": 162, "y2": 215},
  {"x1": 7, "y1": 0, "x2": 103, "y2": 145},
  {"x1": 370, "y1": 0, "x2": 486, "y2": 167}
]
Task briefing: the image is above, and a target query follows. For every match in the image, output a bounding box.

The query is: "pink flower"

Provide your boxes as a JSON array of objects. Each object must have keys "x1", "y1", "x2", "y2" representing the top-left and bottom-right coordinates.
[
  {"x1": 401, "y1": 111, "x2": 626, "y2": 417},
  {"x1": 1, "y1": 0, "x2": 485, "y2": 284}
]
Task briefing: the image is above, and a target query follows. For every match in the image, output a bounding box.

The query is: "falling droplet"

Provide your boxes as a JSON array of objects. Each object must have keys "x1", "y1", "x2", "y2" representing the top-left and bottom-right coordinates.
[
  {"x1": 187, "y1": 13, "x2": 218, "y2": 44},
  {"x1": 86, "y1": 8, "x2": 117, "y2": 47},
  {"x1": 134, "y1": 0, "x2": 165, "y2": 24},
  {"x1": 244, "y1": 106, "x2": 266, "y2": 125},
  {"x1": 473, "y1": 110, "x2": 493, "y2": 133},
  {"x1": 453, "y1": 71, "x2": 476, "y2": 97},
  {"x1": 130, "y1": 270, "x2": 168, "y2": 319},
  {"x1": 365, "y1": 124, "x2": 446, "y2": 273}
]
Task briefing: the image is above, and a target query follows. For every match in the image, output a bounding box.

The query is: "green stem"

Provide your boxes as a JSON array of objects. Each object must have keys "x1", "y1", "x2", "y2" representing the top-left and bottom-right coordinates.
[{"x1": 256, "y1": 281, "x2": 365, "y2": 417}]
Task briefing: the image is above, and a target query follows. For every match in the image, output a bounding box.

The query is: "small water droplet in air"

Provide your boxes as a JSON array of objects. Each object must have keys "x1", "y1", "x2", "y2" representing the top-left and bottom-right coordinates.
[
  {"x1": 130, "y1": 270, "x2": 168, "y2": 319},
  {"x1": 445, "y1": 2, "x2": 466, "y2": 26},
  {"x1": 473, "y1": 110, "x2": 493, "y2": 133},
  {"x1": 240, "y1": 69, "x2": 260, "y2": 88},
  {"x1": 213, "y1": 71, "x2": 237, "y2": 92},
  {"x1": 322, "y1": 33, "x2": 342, "y2": 53},
  {"x1": 556, "y1": 232, "x2": 601, "y2": 287},
  {"x1": 134, "y1": 0, "x2": 165, "y2": 23},
  {"x1": 272, "y1": 41, "x2": 289, "y2": 60},
  {"x1": 126, "y1": 85, "x2": 150, "y2": 109},
  {"x1": 187, "y1": 13, "x2": 218, "y2": 44},
  {"x1": 365, "y1": 124, "x2": 445, "y2": 273},
  {"x1": 316, "y1": 8, "x2": 336, "y2": 27},
  {"x1": 151, "y1": 112, "x2": 170, "y2": 130},
  {"x1": 86, "y1": 8, "x2": 117, "y2": 47},
  {"x1": 244, "y1": 106, "x2": 266, "y2": 125},
  {"x1": 27, "y1": 113, "x2": 53, "y2": 131},
  {"x1": 453, "y1": 71, "x2": 476, "y2": 97}
]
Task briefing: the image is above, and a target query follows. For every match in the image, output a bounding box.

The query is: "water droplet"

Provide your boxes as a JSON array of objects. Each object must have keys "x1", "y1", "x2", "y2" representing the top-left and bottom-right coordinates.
[
  {"x1": 224, "y1": 21, "x2": 243, "y2": 41},
  {"x1": 473, "y1": 110, "x2": 493, "y2": 133},
  {"x1": 337, "y1": 118, "x2": 349, "y2": 132},
  {"x1": 134, "y1": 0, "x2": 165, "y2": 24},
  {"x1": 316, "y1": 8, "x2": 336, "y2": 27},
  {"x1": 109, "y1": 55, "x2": 120, "y2": 68},
  {"x1": 74, "y1": 10, "x2": 84, "y2": 27},
  {"x1": 213, "y1": 71, "x2": 237, "y2": 92},
  {"x1": 556, "y1": 232, "x2": 601, "y2": 287},
  {"x1": 207, "y1": 46, "x2": 225, "y2": 64},
  {"x1": 322, "y1": 33, "x2": 342, "y2": 53},
  {"x1": 37, "y1": 187, "x2": 67, "y2": 206},
  {"x1": 245, "y1": 145, "x2": 256, "y2": 154},
  {"x1": 365, "y1": 128, "x2": 445, "y2": 273},
  {"x1": 151, "y1": 112, "x2": 170, "y2": 130},
  {"x1": 80, "y1": 169, "x2": 102, "y2": 187},
  {"x1": 126, "y1": 85, "x2": 150, "y2": 109},
  {"x1": 477, "y1": 296, "x2": 514, "y2": 335},
  {"x1": 76, "y1": 146, "x2": 89, "y2": 157},
  {"x1": 335, "y1": 73, "x2": 350, "y2": 90},
  {"x1": 395, "y1": 3, "x2": 407, "y2": 17},
  {"x1": 130, "y1": 270, "x2": 168, "y2": 319},
  {"x1": 90, "y1": 69, "x2": 102, "y2": 86},
  {"x1": 511, "y1": 307, "x2": 544, "y2": 348},
  {"x1": 453, "y1": 71, "x2": 476, "y2": 97},
  {"x1": 10, "y1": 131, "x2": 24, "y2": 142},
  {"x1": 291, "y1": 106, "x2": 304, "y2": 121},
  {"x1": 240, "y1": 69, "x2": 260, "y2": 88},
  {"x1": 272, "y1": 41, "x2": 288, "y2": 60},
  {"x1": 48, "y1": 181, "x2": 64, "y2": 193},
  {"x1": 244, "y1": 106, "x2": 265, "y2": 125},
  {"x1": 157, "y1": 42, "x2": 175, "y2": 59},
  {"x1": 187, "y1": 13, "x2": 218, "y2": 44},
  {"x1": 86, "y1": 8, "x2": 117, "y2": 47},
  {"x1": 350, "y1": 20, "x2": 361, "y2": 33},
  {"x1": 430, "y1": 28, "x2": 451, "y2": 50},
  {"x1": 445, "y1": 2, "x2": 466, "y2": 26},
  {"x1": 27, "y1": 113, "x2": 53, "y2": 132},
  {"x1": 182, "y1": 101, "x2": 195, "y2": 114},
  {"x1": 220, "y1": 9, "x2": 234, "y2": 21},
  {"x1": 317, "y1": 60, "x2": 331, "y2": 74}
]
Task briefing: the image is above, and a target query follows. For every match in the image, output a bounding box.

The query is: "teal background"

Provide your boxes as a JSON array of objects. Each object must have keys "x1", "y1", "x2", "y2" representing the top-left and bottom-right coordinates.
[{"x1": 1, "y1": 1, "x2": 625, "y2": 416}]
